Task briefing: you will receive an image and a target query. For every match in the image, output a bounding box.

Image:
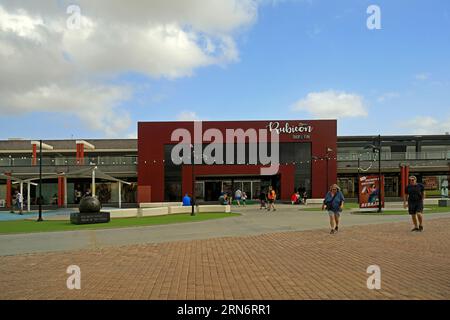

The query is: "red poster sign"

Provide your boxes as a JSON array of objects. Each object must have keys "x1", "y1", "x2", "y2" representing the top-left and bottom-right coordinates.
[{"x1": 359, "y1": 175, "x2": 385, "y2": 209}]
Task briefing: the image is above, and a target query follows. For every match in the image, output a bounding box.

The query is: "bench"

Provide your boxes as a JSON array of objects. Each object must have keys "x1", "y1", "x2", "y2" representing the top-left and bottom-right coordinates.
[
  {"x1": 306, "y1": 199, "x2": 324, "y2": 205},
  {"x1": 139, "y1": 202, "x2": 181, "y2": 208},
  {"x1": 110, "y1": 208, "x2": 138, "y2": 218},
  {"x1": 168, "y1": 206, "x2": 195, "y2": 214},
  {"x1": 140, "y1": 207, "x2": 169, "y2": 217},
  {"x1": 197, "y1": 205, "x2": 231, "y2": 213},
  {"x1": 423, "y1": 198, "x2": 439, "y2": 206}
]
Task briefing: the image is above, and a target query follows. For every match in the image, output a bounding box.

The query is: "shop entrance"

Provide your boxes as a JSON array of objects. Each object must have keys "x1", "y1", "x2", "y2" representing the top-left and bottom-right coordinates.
[
  {"x1": 204, "y1": 181, "x2": 222, "y2": 201},
  {"x1": 196, "y1": 175, "x2": 280, "y2": 202}
]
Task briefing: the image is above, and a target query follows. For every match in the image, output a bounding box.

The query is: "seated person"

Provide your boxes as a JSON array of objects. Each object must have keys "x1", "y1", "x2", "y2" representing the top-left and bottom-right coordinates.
[
  {"x1": 302, "y1": 192, "x2": 308, "y2": 204},
  {"x1": 219, "y1": 193, "x2": 228, "y2": 205},
  {"x1": 291, "y1": 192, "x2": 300, "y2": 205},
  {"x1": 182, "y1": 193, "x2": 191, "y2": 206}
]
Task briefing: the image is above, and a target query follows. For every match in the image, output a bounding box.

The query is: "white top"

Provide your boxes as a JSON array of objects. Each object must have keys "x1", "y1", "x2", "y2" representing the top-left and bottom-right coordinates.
[
  {"x1": 16, "y1": 192, "x2": 23, "y2": 203},
  {"x1": 235, "y1": 190, "x2": 242, "y2": 197}
]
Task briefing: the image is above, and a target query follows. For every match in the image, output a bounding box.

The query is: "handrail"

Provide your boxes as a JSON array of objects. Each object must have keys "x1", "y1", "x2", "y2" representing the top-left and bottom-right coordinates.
[
  {"x1": 0, "y1": 156, "x2": 138, "y2": 167},
  {"x1": 337, "y1": 151, "x2": 449, "y2": 161}
]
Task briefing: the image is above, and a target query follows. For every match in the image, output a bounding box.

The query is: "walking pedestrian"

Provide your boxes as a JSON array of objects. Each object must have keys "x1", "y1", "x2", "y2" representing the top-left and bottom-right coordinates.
[
  {"x1": 241, "y1": 191, "x2": 247, "y2": 206},
  {"x1": 267, "y1": 186, "x2": 277, "y2": 211},
  {"x1": 259, "y1": 190, "x2": 267, "y2": 210},
  {"x1": 322, "y1": 184, "x2": 345, "y2": 234},
  {"x1": 235, "y1": 189, "x2": 242, "y2": 206},
  {"x1": 404, "y1": 176, "x2": 425, "y2": 232},
  {"x1": 11, "y1": 190, "x2": 23, "y2": 214}
]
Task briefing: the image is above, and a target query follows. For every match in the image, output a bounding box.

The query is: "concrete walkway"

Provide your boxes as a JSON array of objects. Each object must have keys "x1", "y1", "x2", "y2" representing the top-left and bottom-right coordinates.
[{"x1": 1, "y1": 204, "x2": 449, "y2": 256}]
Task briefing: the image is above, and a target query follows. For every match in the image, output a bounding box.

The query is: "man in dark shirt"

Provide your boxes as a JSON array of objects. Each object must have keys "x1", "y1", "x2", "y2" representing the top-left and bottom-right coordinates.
[{"x1": 404, "y1": 176, "x2": 425, "y2": 232}]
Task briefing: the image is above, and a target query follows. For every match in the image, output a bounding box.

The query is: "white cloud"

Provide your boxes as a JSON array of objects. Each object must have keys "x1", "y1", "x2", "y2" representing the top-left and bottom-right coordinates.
[
  {"x1": 306, "y1": 25, "x2": 322, "y2": 38},
  {"x1": 401, "y1": 116, "x2": 450, "y2": 135},
  {"x1": 377, "y1": 92, "x2": 400, "y2": 103},
  {"x1": 3, "y1": 83, "x2": 132, "y2": 137},
  {"x1": 176, "y1": 111, "x2": 202, "y2": 121},
  {"x1": 0, "y1": 1, "x2": 259, "y2": 136},
  {"x1": 291, "y1": 90, "x2": 368, "y2": 119},
  {"x1": 415, "y1": 73, "x2": 431, "y2": 81}
]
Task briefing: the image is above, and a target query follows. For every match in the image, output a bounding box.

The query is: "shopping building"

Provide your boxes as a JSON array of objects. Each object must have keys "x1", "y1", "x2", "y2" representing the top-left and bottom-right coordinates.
[
  {"x1": 337, "y1": 134, "x2": 450, "y2": 199},
  {"x1": 137, "y1": 120, "x2": 337, "y2": 203},
  {"x1": 0, "y1": 120, "x2": 449, "y2": 209}
]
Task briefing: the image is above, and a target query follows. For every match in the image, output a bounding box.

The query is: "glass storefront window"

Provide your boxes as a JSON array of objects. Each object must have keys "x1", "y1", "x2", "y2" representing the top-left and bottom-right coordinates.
[
  {"x1": 338, "y1": 178, "x2": 356, "y2": 198},
  {"x1": 0, "y1": 184, "x2": 6, "y2": 207},
  {"x1": 384, "y1": 177, "x2": 398, "y2": 197},
  {"x1": 222, "y1": 181, "x2": 232, "y2": 196},
  {"x1": 242, "y1": 182, "x2": 251, "y2": 199},
  {"x1": 252, "y1": 181, "x2": 261, "y2": 199},
  {"x1": 195, "y1": 181, "x2": 204, "y2": 200},
  {"x1": 232, "y1": 182, "x2": 243, "y2": 193}
]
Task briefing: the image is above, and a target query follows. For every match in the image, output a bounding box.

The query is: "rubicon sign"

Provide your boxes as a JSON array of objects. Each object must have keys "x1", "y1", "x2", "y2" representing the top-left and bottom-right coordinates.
[{"x1": 267, "y1": 121, "x2": 313, "y2": 135}]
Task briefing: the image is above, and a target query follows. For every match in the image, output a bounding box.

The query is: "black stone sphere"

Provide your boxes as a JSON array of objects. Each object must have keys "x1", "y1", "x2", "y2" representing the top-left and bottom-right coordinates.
[{"x1": 79, "y1": 196, "x2": 101, "y2": 213}]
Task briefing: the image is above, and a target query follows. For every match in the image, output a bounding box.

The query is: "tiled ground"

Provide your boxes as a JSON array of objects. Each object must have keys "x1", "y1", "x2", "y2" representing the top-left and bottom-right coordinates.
[{"x1": 0, "y1": 218, "x2": 449, "y2": 300}]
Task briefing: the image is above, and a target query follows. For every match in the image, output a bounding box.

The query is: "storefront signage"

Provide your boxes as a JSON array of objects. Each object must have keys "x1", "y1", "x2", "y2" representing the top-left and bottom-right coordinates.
[
  {"x1": 267, "y1": 121, "x2": 313, "y2": 135},
  {"x1": 359, "y1": 175, "x2": 385, "y2": 209}
]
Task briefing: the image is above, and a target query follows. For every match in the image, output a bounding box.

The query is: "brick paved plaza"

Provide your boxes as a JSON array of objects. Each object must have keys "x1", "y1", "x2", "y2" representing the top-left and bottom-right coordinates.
[{"x1": 1, "y1": 216, "x2": 449, "y2": 300}]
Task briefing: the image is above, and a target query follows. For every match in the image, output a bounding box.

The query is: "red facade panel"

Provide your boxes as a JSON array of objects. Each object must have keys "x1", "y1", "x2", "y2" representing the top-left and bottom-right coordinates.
[{"x1": 138, "y1": 120, "x2": 337, "y2": 202}]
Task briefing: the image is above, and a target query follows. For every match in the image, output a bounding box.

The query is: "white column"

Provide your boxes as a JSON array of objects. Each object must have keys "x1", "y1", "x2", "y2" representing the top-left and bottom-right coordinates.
[
  {"x1": 92, "y1": 168, "x2": 96, "y2": 196},
  {"x1": 27, "y1": 182, "x2": 31, "y2": 212},
  {"x1": 118, "y1": 182, "x2": 122, "y2": 208},
  {"x1": 20, "y1": 181, "x2": 23, "y2": 211}
]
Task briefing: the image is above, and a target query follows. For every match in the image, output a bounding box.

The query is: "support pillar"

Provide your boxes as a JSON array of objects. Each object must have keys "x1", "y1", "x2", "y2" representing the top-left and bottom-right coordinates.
[
  {"x1": 5, "y1": 172, "x2": 11, "y2": 209},
  {"x1": 20, "y1": 181, "x2": 23, "y2": 211},
  {"x1": 76, "y1": 143, "x2": 86, "y2": 165},
  {"x1": 64, "y1": 176, "x2": 67, "y2": 208},
  {"x1": 400, "y1": 165, "x2": 405, "y2": 198},
  {"x1": 91, "y1": 168, "x2": 96, "y2": 196},
  {"x1": 118, "y1": 182, "x2": 122, "y2": 208},
  {"x1": 32, "y1": 144, "x2": 37, "y2": 166},
  {"x1": 57, "y1": 175, "x2": 65, "y2": 207},
  {"x1": 27, "y1": 182, "x2": 31, "y2": 212},
  {"x1": 400, "y1": 165, "x2": 410, "y2": 198}
]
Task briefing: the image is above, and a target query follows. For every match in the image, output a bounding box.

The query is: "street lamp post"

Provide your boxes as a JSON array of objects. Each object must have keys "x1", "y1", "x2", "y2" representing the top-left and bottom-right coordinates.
[
  {"x1": 37, "y1": 139, "x2": 43, "y2": 222},
  {"x1": 377, "y1": 135, "x2": 382, "y2": 213},
  {"x1": 191, "y1": 144, "x2": 195, "y2": 216},
  {"x1": 357, "y1": 154, "x2": 360, "y2": 203},
  {"x1": 364, "y1": 135, "x2": 383, "y2": 213}
]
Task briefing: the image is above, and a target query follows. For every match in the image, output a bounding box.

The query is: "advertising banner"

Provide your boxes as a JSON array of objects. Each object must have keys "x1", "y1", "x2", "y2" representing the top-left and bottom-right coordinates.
[{"x1": 359, "y1": 175, "x2": 385, "y2": 209}]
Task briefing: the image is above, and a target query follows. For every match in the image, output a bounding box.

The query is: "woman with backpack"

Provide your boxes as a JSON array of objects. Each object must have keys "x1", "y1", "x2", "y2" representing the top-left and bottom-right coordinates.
[{"x1": 322, "y1": 184, "x2": 345, "y2": 234}]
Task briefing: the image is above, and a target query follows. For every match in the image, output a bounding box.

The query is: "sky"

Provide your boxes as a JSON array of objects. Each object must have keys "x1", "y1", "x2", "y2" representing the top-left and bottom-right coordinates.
[{"x1": 0, "y1": 0, "x2": 449, "y2": 140}]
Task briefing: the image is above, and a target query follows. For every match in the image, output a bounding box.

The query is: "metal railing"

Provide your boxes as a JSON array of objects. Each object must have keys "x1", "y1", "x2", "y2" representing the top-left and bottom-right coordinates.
[
  {"x1": 337, "y1": 151, "x2": 450, "y2": 162},
  {"x1": 0, "y1": 156, "x2": 138, "y2": 167}
]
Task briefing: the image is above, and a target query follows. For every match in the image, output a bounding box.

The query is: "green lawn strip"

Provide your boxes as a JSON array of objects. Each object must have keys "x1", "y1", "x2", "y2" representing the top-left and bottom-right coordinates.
[
  {"x1": 350, "y1": 205, "x2": 450, "y2": 215},
  {"x1": 298, "y1": 202, "x2": 360, "y2": 211},
  {"x1": 0, "y1": 213, "x2": 240, "y2": 235},
  {"x1": 302, "y1": 205, "x2": 450, "y2": 215}
]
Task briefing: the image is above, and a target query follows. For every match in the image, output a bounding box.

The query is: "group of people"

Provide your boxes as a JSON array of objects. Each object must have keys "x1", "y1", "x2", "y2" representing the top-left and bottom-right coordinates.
[
  {"x1": 258, "y1": 186, "x2": 277, "y2": 211},
  {"x1": 290, "y1": 190, "x2": 308, "y2": 205},
  {"x1": 218, "y1": 189, "x2": 248, "y2": 206},
  {"x1": 322, "y1": 175, "x2": 425, "y2": 234},
  {"x1": 10, "y1": 190, "x2": 24, "y2": 215}
]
